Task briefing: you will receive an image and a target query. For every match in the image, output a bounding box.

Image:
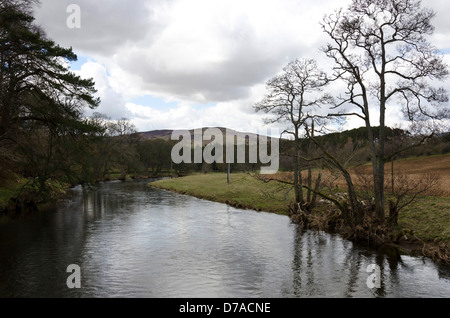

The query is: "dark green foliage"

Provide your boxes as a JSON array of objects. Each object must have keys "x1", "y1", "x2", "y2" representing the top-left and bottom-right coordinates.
[{"x1": 0, "y1": 0, "x2": 101, "y2": 203}]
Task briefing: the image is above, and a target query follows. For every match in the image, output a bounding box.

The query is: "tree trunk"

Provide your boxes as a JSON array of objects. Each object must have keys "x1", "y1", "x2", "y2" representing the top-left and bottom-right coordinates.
[
  {"x1": 306, "y1": 121, "x2": 314, "y2": 203},
  {"x1": 376, "y1": 90, "x2": 387, "y2": 221},
  {"x1": 293, "y1": 126, "x2": 302, "y2": 203},
  {"x1": 375, "y1": 50, "x2": 388, "y2": 221},
  {"x1": 310, "y1": 170, "x2": 322, "y2": 209},
  {"x1": 365, "y1": 120, "x2": 381, "y2": 220},
  {"x1": 391, "y1": 157, "x2": 395, "y2": 193}
]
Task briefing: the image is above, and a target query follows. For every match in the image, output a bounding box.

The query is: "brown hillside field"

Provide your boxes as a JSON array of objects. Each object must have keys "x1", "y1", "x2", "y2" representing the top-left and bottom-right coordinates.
[{"x1": 266, "y1": 154, "x2": 450, "y2": 197}]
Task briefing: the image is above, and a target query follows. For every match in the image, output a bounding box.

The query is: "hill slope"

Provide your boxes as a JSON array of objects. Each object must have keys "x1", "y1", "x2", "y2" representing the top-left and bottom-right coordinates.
[{"x1": 138, "y1": 127, "x2": 267, "y2": 145}]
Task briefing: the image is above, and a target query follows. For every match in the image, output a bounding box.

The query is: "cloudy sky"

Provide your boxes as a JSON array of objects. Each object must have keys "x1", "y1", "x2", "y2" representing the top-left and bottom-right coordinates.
[{"x1": 33, "y1": 0, "x2": 450, "y2": 134}]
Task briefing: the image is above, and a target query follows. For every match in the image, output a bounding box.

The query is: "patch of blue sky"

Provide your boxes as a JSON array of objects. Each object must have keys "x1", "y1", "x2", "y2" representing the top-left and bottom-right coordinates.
[
  {"x1": 129, "y1": 94, "x2": 216, "y2": 111},
  {"x1": 129, "y1": 95, "x2": 178, "y2": 110},
  {"x1": 193, "y1": 102, "x2": 217, "y2": 110},
  {"x1": 69, "y1": 55, "x2": 88, "y2": 71},
  {"x1": 437, "y1": 48, "x2": 450, "y2": 55}
]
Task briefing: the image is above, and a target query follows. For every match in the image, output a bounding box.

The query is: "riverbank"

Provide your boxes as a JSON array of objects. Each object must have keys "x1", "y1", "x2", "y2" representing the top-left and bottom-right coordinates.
[
  {"x1": 150, "y1": 172, "x2": 450, "y2": 264},
  {"x1": 151, "y1": 173, "x2": 292, "y2": 215},
  {"x1": 0, "y1": 170, "x2": 172, "y2": 220},
  {"x1": 0, "y1": 174, "x2": 70, "y2": 216}
]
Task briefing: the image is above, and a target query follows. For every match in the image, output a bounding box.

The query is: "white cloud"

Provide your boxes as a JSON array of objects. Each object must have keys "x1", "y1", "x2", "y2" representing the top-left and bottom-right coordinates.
[
  {"x1": 74, "y1": 61, "x2": 133, "y2": 120},
  {"x1": 33, "y1": 0, "x2": 450, "y2": 134},
  {"x1": 125, "y1": 89, "x2": 278, "y2": 134},
  {"x1": 34, "y1": 0, "x2": 340, "y2": 104},
  {"x1": 422, "y1": 0, "x2": 450, "y2": 50}
]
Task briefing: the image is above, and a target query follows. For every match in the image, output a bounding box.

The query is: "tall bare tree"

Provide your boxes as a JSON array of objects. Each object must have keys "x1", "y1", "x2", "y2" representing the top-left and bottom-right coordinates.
[
  {"x1": 255, "y1": 58, "x2": 331, "y2": 204},
  {"x1": 322, "y1": 0, "x2": 449, "y2": 220}
]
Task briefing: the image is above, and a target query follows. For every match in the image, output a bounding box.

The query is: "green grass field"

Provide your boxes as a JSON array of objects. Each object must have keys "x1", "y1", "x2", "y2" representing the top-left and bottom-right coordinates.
[
  {"x1": 400, "y1": 196, "x2": 450, "y2": 243},
  {"x1": 151, "y1": 172, "x2": 294, "y2": 215}
]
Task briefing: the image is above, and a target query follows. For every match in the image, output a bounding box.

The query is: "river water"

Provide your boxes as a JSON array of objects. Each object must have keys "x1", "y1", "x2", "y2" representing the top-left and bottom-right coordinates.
[{"x1": 0, "y1": 179, "x2": 449, "y2": 298}]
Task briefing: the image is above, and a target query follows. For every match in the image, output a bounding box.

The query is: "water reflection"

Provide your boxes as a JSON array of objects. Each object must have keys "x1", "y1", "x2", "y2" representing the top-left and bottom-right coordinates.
[
  {"x1": 294, "y1": 225, "x2": 450, "y2": 298},
  {"x1": 0, "y1": 179, "x2": 449, "y2": 298}
]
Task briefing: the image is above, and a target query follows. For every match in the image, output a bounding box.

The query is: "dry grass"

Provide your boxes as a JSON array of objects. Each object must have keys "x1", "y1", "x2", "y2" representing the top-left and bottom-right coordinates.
[
  {"x1": 269, "y1": 153, "x2": 450, "y2": 197},
  {"x1": 353, "y1": 154, "x2": 450, "y2": 196}
]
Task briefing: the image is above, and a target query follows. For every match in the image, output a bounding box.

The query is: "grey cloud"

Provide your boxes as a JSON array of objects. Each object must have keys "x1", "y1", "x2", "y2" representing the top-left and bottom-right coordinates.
[
  {"x1": 34, "y1": 0, "x2": 311, "y2": 104},
  {"x1": 33, "y1": 0, "x2": 159, "y2": 55},
  {"x1": 126, "y1": 57, "x2": 289, "y2": 103},
  {"x1": 33, "y1": 0, "x2": 450, "y2": 109},
  {"x1": 115, "y1": 23, "x2": 306, "y2": 102}
]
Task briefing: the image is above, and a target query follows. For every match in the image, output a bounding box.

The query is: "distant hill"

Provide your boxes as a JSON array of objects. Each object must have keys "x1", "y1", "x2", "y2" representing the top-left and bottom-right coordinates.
[
  {"x1": 138, "y1": 127, "x2": 265, "y2": 145},
  {"x1": 137, "y1": 126, "x2": 450, "y2": 158},
  {"x1": 137, "y1": 126, "x2": 377, "y2": 143},
  {"x1": 139, "y1": 129, "x2": 174, "y2": 141}
]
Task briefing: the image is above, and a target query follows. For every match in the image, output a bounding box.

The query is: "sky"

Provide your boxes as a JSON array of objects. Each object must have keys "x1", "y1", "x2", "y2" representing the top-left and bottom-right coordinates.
[{"x1": 33, "y1": 0, "x2": 450, "y2": 134}]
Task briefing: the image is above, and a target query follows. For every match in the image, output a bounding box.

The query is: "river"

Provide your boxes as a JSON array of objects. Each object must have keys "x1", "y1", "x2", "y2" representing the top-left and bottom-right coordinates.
[{"x1": 0, "y1": 179, "x2": 449, "y2": 298}]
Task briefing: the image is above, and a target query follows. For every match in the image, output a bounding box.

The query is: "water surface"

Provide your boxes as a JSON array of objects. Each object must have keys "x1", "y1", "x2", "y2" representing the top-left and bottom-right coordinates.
[{"x1": 0, "y1": 179, "x2": 449, "y2": 298}]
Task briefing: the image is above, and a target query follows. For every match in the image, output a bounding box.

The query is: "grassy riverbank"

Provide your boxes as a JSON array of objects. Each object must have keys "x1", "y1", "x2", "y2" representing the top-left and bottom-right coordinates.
[
  {"x1": 150, "y1": 172, "x2": 450, "y2": 262},
  {"x1": 151, "y1": 172, "x2": 292, "y2": 215}
]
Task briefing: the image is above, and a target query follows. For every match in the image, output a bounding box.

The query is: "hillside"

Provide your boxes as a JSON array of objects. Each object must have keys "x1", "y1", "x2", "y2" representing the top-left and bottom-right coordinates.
[
  {"x1": 139, "y1": 129, "x2": 174, "y2": 141},
  {"x1": 137, "y1": 126, "x2": 450, "y2": 177},
  {"x1": 139, "y1": 126, "x2": 450, "y2": 154},
  {"x1": 138, "y1": 127, "x2": 267, "y2": 145}
]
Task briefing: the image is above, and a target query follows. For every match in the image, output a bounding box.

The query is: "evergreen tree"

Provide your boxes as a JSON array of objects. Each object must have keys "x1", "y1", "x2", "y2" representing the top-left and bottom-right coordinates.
[{"x1": 0, "y1": 0, "x2": 100, "y2": 200}]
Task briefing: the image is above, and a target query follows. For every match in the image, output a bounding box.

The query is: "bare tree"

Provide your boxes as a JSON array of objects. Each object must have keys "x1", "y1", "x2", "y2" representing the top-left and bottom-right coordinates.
[
  {"x1": 254, "y1": 58, "x2": 331, "y2": 205},
  {"x1": 322, "y1": 0, "x2": 449, "y2": 220}
]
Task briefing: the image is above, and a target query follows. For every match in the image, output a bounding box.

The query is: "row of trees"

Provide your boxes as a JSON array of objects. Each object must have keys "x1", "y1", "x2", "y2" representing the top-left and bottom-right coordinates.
[
  {"x1": 255, "y1": 0, "x2": 449, "y2": 232},
  {"x1": 0, "y1": 0, "x2": 172, "y2": 208},
  {"x1": 0, "y1": 0, "x2": 102, "y2": 204}
]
